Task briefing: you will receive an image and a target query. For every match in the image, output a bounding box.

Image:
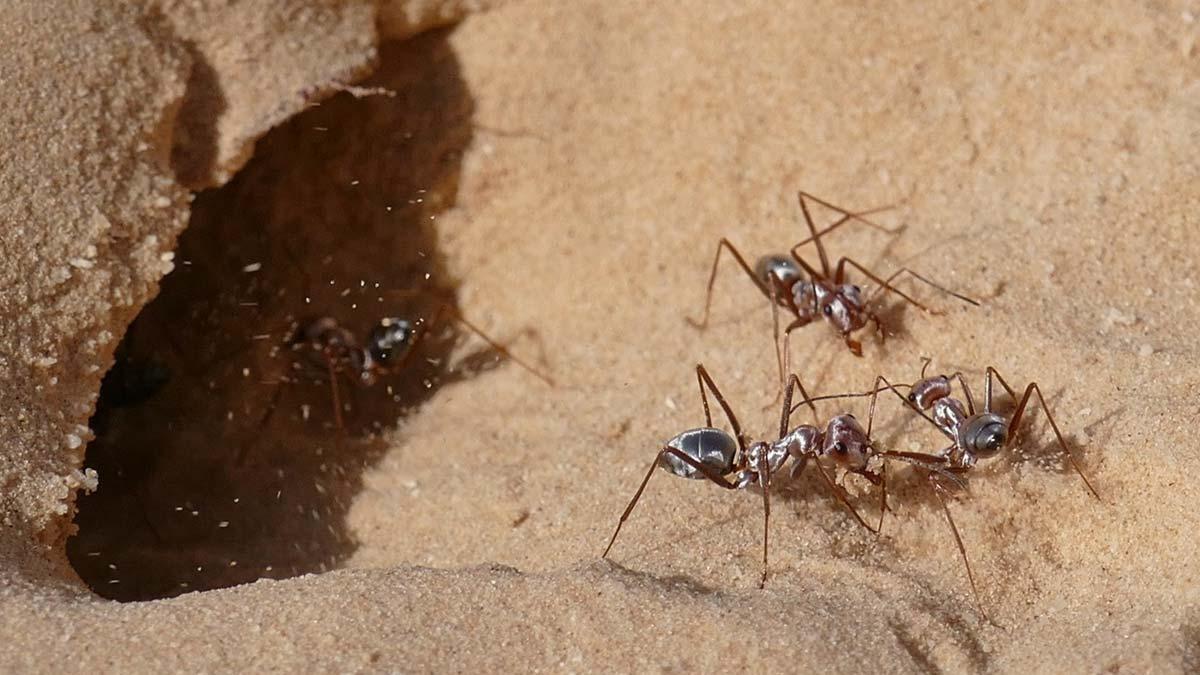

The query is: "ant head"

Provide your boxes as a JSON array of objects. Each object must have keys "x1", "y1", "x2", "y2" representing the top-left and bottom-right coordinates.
[
  {"x1": 908, "y1": 375, "x2": 951, "y2": 410},
  {"x1": 367, "y1": 317, "x2": 416, "y2": 366},
  {"x1": 819, "y1": 284, "x2": 867, "y2": 333},
  {"x1": 960, "y1": 413, "x2": 1007, "y2": 460},
  {"x1": 822, "y1": 414, "x2": 871, "y2": 472},
  {"x1": 754, "y1": 255, "x2": 803, "y2": 289}
]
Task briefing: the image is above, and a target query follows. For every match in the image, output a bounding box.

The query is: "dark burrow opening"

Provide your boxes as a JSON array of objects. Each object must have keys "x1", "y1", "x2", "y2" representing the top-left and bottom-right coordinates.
[{"x1": 67, "y1": 30, "x2": 500, "y2": 602}]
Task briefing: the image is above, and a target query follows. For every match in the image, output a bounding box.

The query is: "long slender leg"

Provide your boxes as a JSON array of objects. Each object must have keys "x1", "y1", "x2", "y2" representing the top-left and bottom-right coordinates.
[
  {"x1": 790, "y1": 453, "x2": 810, "y2": 482},
  {"x1": 876, "y1": 461, "x2": 888, "y2": 533},
  {"x1": 874, "y1": 267, "x2": 980, "y2": 308},
  {"x1": 928, "y1": 474, "x2": 995, "y2": 625},
  {"x1": 235, "y1": 380, "x2": 288, "y2": 466},
  {"x1": 767, "y1": 276, "x2": 786, "y2": 403},
  {"x1": 686, "y1": 238, "x2": 775, "y2": 330},
  {"x1": 835, "y1": 257, "x2": 936, "y2": 313},
  {"x1": 796, "y1": 191, "x2": 833, "y2": 278},
  {"x1": 873, "y1": 374, "x2": 956, "y2": 442},
  {"x1": 326, "y1": 356, "x2": 345, "y2": 430},
  {"x1": 880, "y1": 450, "x2": 969, "y2": 489},
  {"x1": 811, "y1": 459, "x2": 877, "y2": 534},
  {"x1": 602, "y1": 446, "x2": 740, "y2": 559},
  {"x1": 756, "y1": 454, "x2": 771, "y2": 588},
  {"x1": 383, "y1": 293, "x2": 556, "y2": 386},
  {"x1": 780, "y1": 318, "x2": 819, "y2": 389},
  {"x1": 695, "y1": 364, "x2": 745, "y2": 450},
  {"x1": 797, "y1": 377, "x2": 930, "y2": 428},
  {"x1": 780, "y1": 373, "x2": 820, "y2": 435},
  {"x1": 788, "y1": 199, "x2": 903, "y2": 255},
  {"x1": 863, "y1": 375, "x2": 890, "y2": 531},
  {"x1": 949, "y1": 371, "x2": 977, "y2": 416},
  {"x1": 991, "y1": 367, "x2": 1101, "y2": 500}
]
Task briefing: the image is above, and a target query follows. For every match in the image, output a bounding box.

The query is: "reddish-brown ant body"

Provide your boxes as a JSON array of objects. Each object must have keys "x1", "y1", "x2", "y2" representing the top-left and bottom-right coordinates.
[
  {"x1": 807, "y1": 361, "x2": 1101, "y2": 623},
  {"x1": 688, "y1": 191, "x2": 978, "y2": 374}
]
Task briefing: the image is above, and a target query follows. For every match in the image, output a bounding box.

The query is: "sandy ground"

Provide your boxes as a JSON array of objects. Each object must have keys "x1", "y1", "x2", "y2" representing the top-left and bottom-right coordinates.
[{"x1": 3, "y1": 0, "x2": 1200, "y2": 672}]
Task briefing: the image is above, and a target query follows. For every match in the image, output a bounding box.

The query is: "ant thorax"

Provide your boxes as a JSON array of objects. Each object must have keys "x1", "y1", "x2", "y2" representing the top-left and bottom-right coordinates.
[
  {"x1": 776, "y1": 424, "x2": 821, "y2": 461},
  {"x1": 932, "y1": 397, "x2": 969, "y2": 437},
  {"x1": 745, "y1": 439, "x2": 790, "y2": 480}
]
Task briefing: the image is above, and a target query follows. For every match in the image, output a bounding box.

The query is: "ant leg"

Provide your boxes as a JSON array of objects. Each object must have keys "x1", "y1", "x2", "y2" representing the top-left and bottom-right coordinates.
[
  {"x1": 384, "y1": 294, "x2": 556, "y2": 386},
  {"x1": 788, "y1": 198, "x2": 903, "y2": 257},
  {"x1": 835, "y1": 257, "x2": 937, "y2": 313},
  {"x1": 843, "y1": 334, "x2": 864, "y2": 358},
  {"x1": 756, "y1": 454, "x2": 772, "y2": 588},
  {"x1": 811, "y1": 459, "x2": 877, "y2": 534},
  {"x1": 686, "y1": 238, "x2": 774, "y2": 330},
  {"x1": 873, "y1": 461, "x2": 888, "y2": 534},
  {"x1": 795, "y1": 191, "x2": 834, "y2": 278},
  {"x1": 695, "y1": 364, "x2": 745, "y2": 450},
  {"x1": 789, "y1": 453, "x2": 809, "y2": 482},
  {"x1": 881, "y1": 450, "x2": 968, "y2": 489},
  {"x1": 919, "y1": 357, "x2": 934, "y2": 379},
  {"x1": 948, "y1": 371, "x2": 977, "y2": 415},
  {"x1": 445, "y1": 306, "x2": 556, "y2": 386},
  {"x1": 235, "y1": 379, "x2": 288, "y2": 466},
  {"x1": 876, "y1": 266, "x2": 979, "y2": 308},
  {"x1": 991, "y1": 367, "x2": 1101, "y2": 501},
  {"x1": 326, "y1": 356, "x2": 346, "y2": 430},
  {"x1": 794, "y1": 191, "x2": 903, "y2": 279},
  {"x1": 780, "y1": 372, "x2": 820, "y2": 435},
  {"x1": 767, "y1": 278, "x2": 787, "y2": 406},
  {"x1": 928, "y1": 473, "x2": 997, "y2": 626},
  {"x1": 602, "y1": 447, "x2": 739, "y2": 559}
]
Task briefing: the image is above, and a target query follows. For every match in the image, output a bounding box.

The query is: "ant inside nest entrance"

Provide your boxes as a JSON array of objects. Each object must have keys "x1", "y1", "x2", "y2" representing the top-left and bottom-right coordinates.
[{"x1": 67, "y1": 30, "x2": 527, "y2": 602}]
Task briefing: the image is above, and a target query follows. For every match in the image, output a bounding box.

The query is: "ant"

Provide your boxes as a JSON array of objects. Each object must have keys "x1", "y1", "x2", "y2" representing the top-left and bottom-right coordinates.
[
  {"x1": 687, "y1": 191, "x2": 979, "y2": 388},
  {"x1": 601, "y1": 363, "x2": 923, "y2": 589},
  {"x1": 807, "y1": 360, "x2": 1101, "y2": 623},
  {"x1": 284, "y1": 300, "x2": 554, "y2": 429},
  {"x1": 237, "y1": 286, "x2": 554, "y2": 466}
]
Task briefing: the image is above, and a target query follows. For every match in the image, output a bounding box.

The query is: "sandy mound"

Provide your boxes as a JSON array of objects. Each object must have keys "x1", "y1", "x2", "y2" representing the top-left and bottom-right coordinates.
[{"x1": 2, "y1": 0, "x2": 1199, "y2": 671}]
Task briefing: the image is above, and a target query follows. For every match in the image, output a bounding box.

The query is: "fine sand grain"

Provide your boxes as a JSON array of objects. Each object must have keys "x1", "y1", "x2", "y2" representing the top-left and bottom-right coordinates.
[{"x1": 2, "y1": 0, "x2": 1200, "y2": 672}]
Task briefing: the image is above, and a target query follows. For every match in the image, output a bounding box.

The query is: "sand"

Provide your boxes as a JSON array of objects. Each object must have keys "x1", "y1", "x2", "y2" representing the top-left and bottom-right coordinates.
[{"x1": 2, "y1": 0, "x2": 1199, "y2": 671}]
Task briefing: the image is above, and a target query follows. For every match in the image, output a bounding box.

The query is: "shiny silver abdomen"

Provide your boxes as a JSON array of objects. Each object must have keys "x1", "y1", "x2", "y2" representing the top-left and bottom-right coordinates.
[{"x1": 659, "y1": 427, "x2": 739, "y2": 479}]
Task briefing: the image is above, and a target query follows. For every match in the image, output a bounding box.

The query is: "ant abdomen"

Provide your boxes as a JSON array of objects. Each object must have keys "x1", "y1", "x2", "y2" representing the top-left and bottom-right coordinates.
[
  {"x1": 754, "y1": 254, "x2": 802, "y2": 288},
  {"x1": 659, "y1": 427, "x2": 739, "y2": 479}
]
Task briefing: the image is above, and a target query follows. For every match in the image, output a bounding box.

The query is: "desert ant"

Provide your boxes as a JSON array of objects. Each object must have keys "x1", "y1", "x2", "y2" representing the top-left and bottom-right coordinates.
[
  {"x1": 236, "y1": 276, "x2": 554, "y2": 466},
  {"x1": 807, "y1": 360, "x2": 1101, "y2": 622},
  {"x1": 687, "y1": 191, "x2": 979, "y2": 383},
  {"x1": 284, "y1": 299, "x2": 554, "y2": 428},
  {"x1": 601, "y1": 363, "x2": 920, "y2": 588}
]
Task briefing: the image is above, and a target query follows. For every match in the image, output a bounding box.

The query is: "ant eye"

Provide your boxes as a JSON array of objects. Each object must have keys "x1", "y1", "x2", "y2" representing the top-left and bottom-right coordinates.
[
  {"x1": 834, "y1": 441, "x2": 847, "y2": 454},
  {"x1": 822, "y1": 304, "x2": 833, "y2": 316},
  {"x1": 907, "y1": 392, "x2": 917, "y2": 402}
]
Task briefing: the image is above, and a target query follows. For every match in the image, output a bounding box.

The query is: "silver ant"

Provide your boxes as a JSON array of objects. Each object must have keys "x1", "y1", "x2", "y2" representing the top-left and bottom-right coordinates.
[
  {"x1": 238, "y1": 294, "x2": 554, "y2": 466},
  {"x1": 807, "y1": 360, "x2": 1101, "y2": 622},
  {"x1": 601, "y1": 363, "x2": 930, "y2": 588},
  {"x1": 287, "y1": 301, "x2": 554, "y2": 427},
  {"x1": 688, "y1": 191, "x2": 979, "y2": 374}
]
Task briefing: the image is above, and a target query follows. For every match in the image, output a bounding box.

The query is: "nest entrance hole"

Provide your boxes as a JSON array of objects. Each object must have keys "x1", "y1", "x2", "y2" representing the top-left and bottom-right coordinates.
[{"x1": 68, "y1": 31, "x2": 486, "y2": 601}]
